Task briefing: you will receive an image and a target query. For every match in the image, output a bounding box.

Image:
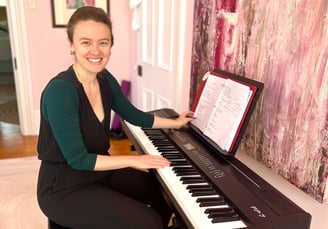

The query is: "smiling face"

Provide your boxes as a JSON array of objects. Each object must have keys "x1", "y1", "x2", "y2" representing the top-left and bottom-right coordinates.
[{"x1": 70, "y1": 20, "x2": 112, "y2": 75}]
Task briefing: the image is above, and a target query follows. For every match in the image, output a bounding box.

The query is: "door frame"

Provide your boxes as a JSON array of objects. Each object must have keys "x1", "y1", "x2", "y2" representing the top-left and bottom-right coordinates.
[
  {"x1": 7, "y1": 0, "x2": 35, "y2": 135},
  {"x1": 174, "y1": 0, "x2": 193, "y2": 112}
]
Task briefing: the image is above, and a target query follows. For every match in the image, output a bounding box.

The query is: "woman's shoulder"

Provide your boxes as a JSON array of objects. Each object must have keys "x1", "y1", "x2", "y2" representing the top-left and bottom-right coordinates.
[
  {"x1": 102, "y1": 69, "x2": 121, "y2": 89},
  {"x1": 43, "y1": 71, "x2": 79, "y2": 99}
]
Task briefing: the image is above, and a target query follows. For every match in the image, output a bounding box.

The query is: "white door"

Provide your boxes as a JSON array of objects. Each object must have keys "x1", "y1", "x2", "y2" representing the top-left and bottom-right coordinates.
[{"x1": 136, "y1": 0, "x2": 193, "y2": 112}]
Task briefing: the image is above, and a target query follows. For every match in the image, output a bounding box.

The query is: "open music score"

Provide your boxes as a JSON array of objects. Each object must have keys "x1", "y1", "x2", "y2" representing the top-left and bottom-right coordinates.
[{"x1": 191, "y1": 71, "x2": 257, "y2": 153}]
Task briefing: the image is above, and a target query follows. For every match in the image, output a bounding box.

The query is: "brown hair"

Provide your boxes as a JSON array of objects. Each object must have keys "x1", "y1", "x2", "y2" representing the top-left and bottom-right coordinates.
[{"x1": 66, "y1": 6, "x2": 114, "y2": 46}]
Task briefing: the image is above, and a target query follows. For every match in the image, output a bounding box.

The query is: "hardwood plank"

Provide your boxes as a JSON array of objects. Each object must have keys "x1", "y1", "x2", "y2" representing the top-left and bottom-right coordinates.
[
  {"x1": 0, "y1": 121, "x2": 134, "y2": 159},
  {"x1": 0, "y1": 122, "x2": 38, "y2": 159}
]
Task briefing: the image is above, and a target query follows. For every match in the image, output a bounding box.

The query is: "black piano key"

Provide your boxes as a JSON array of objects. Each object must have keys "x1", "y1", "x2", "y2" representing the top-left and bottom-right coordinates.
[
  {"x1": 206, "y1": 208, "x2": 241, "y2": 224},
  {"x1": 163, "y1": 154, "x2": 185, "y2": 160},
  {"x1": 161, "y1": 151, "x2": 181, "y2": 155},
  {"x1": 191, "y1": 190, "x2": 217, "y2": 197},
  {"x1": 187, "y1": 185, "x2": 213, "y2": 192},
  {"x1": 143, "y1": 131, "x2": 163, "y2": 136},
  {"x1": 172, "y1": 166, "x2": 195, "y2": 172},
  {"x1": 211, "y1": 215, "x2": 241, "y2": 224},
  {"x1": 180, "y1": 176, "x2": 206, "y2": 184},
  {"x1": 197, "y1": 197, "x2": 226, "y2": 207},
  {"x1": 205, "y1": 207, "x2": 233, "y2": 214},
  {"x1": 170, "y1": 160, "x2": 191, "y2": 166},
  {"x1": 196, "y1": 196, "x2": 223, "y2": 202},
  {"x1": 187, "y1": 184, "x2": 212, "y2": 190},
  {"x1": 175, "y1": 171, "x2": 200, "y2": 176},
  {"x1": 209, "y1": 211, "x2": 236, "y2": 218},
  {"x1": 157, "y1": 147, "x2": 178, "y2": 152},
  {"x1": 152, "y1": 142, "x2": 172, "y2": 146},
  {"x1": 149, "y1": 136, "x2": 168, "y2": 139},
  {"x1": 205, "y1": 208, "x2": 239, "y2": 220},
  {"x1": 161, "y1": 152, "x2": 183, "y2": 156}
]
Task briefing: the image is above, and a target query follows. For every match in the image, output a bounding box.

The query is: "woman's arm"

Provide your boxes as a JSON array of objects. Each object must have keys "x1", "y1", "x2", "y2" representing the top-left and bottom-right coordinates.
[
  {"x1": 94, "y1": 154, "x2": 170, "y2": 171},
  {"x1": 93, "y1": 110, "x2": 194, "y2": 171}
]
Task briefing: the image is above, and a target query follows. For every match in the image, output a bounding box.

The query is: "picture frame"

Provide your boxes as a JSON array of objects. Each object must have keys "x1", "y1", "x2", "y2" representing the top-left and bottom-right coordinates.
[{"x1": 51, "y1": 0, "x2": 110, "y2": 28}]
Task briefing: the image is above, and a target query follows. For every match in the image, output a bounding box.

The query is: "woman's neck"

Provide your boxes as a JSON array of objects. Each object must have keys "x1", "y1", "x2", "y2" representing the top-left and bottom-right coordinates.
[{"x1": 73, "y1": 64, "x2": 98, "y2": 85}]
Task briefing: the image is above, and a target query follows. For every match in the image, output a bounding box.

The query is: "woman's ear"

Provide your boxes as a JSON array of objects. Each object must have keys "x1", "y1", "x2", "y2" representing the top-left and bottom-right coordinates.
[{"x1": 68, "y1": 41, "x2": 75, "y2": 55}]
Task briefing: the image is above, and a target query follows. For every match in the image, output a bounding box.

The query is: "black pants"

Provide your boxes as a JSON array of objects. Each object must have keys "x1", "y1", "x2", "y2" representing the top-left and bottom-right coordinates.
[{"x1": 37, "y1": 162, "x2": 172, "y2": 229}]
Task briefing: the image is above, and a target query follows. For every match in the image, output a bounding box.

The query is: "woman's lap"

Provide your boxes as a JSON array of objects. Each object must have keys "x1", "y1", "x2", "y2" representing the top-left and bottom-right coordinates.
[{"x1": 38, "y1": 166, "x2": 169, "y2": 229}]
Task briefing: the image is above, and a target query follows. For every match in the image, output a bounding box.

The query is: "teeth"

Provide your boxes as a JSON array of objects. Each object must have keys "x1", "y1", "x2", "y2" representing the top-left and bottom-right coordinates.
[{"x1": 88, "y1": 58, "x2": 101, "y2": 63}]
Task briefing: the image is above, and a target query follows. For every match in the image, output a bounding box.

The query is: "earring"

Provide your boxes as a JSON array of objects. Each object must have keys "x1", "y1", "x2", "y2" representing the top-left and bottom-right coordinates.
[{"x1": 70, "y1": 50, "x2": 75, "y2": 55}]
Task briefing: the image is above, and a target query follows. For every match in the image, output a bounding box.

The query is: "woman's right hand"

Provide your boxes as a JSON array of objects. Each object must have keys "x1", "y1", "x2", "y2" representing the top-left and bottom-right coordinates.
[
  {"x1": 94, "y1": 154, "x2": 170, "y2": 171},
  {"x1": 130, "y1": 155, "x2": 171, "y2": 170}
]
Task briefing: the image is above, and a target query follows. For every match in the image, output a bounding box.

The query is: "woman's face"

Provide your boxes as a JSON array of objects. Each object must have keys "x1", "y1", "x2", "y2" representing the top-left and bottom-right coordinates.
[{"x1": 70, "y1": 20, "x2": 112, "y2": 74}]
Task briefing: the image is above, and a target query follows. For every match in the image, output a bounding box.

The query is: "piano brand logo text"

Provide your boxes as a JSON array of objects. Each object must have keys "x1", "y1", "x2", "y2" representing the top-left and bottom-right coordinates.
[
  {"x1": 250, "y1": 206, "x2": 266, "y2": 218},
  {"x1": 191, "y1": 150, "x2": 225, "y2": 179}
]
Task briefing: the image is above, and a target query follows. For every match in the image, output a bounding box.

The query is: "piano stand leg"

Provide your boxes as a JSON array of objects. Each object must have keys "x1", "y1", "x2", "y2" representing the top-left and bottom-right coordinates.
[
  {"x1": 167, "y1": 216, "x2": 185, "y2": 229},
  {"x1": 130, "y1": 145, "x2": 136, "y2": 151}
]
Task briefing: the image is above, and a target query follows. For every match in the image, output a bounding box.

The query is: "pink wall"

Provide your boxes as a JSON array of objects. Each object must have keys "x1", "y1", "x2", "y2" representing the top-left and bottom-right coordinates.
[{"x1": 22, "y1": 1, "x2": 135, "y2": 109}]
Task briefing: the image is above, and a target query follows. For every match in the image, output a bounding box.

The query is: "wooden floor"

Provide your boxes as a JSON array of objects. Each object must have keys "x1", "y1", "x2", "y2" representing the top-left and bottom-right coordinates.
[{"x1": 0, "y1": 121, "x2": 133, "y2": 159}]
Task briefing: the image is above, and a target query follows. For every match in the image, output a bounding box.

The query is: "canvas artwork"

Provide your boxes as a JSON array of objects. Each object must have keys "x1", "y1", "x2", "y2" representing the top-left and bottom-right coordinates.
[{"x1": 190, "y1": 0, "x2": 328, "y2": 203}]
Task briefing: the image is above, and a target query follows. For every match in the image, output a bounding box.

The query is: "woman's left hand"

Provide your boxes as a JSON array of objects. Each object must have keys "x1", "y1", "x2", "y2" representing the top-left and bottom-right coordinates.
[
  {"x1": 175, "y1": 111, "x2": 195, "y2": 129},
  {"x1": 152, "y1": 110, "x2": 195, "y2": 129}
]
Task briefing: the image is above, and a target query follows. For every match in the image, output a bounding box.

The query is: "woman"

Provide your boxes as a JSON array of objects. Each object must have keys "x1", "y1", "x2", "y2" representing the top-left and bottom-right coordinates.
[{"x1": 37, "y1": 6, "x2": 193, "y2": 229}]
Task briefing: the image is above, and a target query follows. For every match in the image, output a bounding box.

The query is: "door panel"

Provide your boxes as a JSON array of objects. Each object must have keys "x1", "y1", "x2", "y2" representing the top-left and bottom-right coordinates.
[{"x1": 137, "y1": 0, "x2": 178, "y2": 111}]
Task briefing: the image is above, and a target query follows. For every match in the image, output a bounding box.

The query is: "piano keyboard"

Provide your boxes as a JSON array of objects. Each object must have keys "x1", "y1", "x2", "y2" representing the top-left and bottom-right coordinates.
[{"x1": 125, "y1": 122, "x2": 247, "y2": 229}]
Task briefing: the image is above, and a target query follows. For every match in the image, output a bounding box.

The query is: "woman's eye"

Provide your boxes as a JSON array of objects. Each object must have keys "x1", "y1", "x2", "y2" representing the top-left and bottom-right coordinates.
[
  {"x1": 81, "y1": 41, "x2": 91, "y2": 46},
  {"x1": 99, "y1": 41, "x2": 109, "y2": 47}
]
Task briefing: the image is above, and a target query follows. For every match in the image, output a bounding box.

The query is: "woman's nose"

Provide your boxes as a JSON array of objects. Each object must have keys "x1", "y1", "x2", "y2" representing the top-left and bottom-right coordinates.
[{"x1": 90, "y1": 44, "x2": 101, "y2": 54}]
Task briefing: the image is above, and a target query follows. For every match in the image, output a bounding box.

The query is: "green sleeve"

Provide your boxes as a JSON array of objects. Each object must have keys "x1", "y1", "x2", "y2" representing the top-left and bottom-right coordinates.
[
  {"x1": 105, "y1": 72, "x2": 154, "y2": 127},
  {"x1": 42, "y1": 79, "x2": 97, "y2": 170}
]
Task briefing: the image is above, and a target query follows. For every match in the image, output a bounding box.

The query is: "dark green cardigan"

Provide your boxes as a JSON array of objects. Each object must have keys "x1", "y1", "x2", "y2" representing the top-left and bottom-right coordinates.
[{"x1": 37, "y1": 66, "x2": 153, "y2": 171}]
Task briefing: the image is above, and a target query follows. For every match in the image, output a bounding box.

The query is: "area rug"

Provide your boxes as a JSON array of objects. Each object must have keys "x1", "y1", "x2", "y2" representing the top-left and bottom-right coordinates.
[
  {"x1": 0, "y1": 99, "x2": 19, "y2": 124},
  {"x1": 0, "y1": 157, "x2": 47, "y2": 229}
]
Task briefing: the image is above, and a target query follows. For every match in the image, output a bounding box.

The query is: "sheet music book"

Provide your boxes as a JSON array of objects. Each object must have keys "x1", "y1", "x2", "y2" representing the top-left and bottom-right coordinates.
[{"x1": 191, "y1": 71, "x2": 259, "y2": 153}]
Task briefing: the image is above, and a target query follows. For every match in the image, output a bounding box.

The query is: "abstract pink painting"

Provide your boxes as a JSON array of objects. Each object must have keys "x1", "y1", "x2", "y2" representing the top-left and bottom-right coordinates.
[{"x1": 190, "y1": 0, "x2": 328, "y2": 203}]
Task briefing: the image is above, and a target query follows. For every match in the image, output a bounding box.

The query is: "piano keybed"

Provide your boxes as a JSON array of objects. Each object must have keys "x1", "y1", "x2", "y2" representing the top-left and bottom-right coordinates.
[{"x1": 125, "y1": 123, "x2": 247, "y2": 229}]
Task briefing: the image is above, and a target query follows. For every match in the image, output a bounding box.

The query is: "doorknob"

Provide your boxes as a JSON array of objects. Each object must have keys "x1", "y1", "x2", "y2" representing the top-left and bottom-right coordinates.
[{"x1": 137, "y1": 65, "x2": 143, "y2": 77}]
